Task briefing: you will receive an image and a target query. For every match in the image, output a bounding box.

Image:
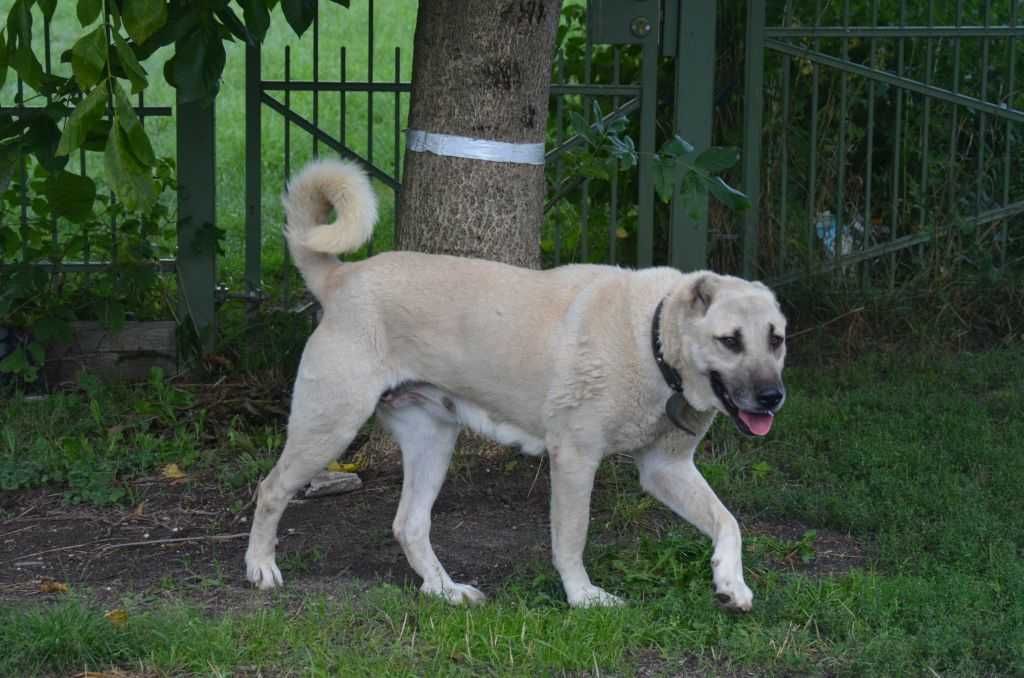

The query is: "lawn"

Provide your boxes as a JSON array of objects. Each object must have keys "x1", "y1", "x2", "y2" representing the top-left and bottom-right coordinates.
[{"x1": 2, "y1": 344, "x2": 1022, "y2": 675}]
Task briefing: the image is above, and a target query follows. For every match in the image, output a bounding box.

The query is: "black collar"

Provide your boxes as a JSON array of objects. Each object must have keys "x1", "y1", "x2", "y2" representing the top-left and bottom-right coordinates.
[
  {"x1": 653, "y1": 299, "x2": 697, "y2": 435},
  {"x1": 652, "y1": 299, "x2": 683, "y2": 393}
]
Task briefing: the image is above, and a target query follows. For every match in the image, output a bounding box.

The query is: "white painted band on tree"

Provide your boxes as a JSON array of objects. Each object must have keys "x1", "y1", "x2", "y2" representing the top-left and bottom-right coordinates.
[{"x1": 406, "y1": 130, "x2": 546, "y2": 165}]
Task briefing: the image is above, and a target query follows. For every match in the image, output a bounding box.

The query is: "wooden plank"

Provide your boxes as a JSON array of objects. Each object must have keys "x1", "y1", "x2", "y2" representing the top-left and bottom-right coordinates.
[{"x1": 45, "y1": 321, "x2": 177, "y2": 384}]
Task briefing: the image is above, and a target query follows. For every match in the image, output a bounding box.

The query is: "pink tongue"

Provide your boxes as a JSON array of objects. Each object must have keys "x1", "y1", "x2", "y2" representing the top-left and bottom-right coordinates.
[{"x1": 739, "y1": 411, "x2": 774, "y2": 436}]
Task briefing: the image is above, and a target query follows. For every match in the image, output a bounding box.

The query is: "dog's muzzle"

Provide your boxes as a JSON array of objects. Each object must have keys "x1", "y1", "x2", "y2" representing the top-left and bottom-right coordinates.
[{"x1": 710, "y1": 371, "x2": 785, "y2": 437}]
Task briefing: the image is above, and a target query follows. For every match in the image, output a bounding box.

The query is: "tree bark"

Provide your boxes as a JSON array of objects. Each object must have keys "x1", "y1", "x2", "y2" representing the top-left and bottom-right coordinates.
[{"x1": 396, "y1": 0, "x2": 562, "y2": 268}]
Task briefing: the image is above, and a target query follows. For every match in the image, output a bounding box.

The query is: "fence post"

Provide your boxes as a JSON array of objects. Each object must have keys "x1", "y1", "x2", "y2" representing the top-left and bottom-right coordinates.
[
  {"x1": 176, "y1": 92, "x2": 217, "y2": 353},
  {"x1": 741, "y1": 0, "x2": 766, "y2": 279},
  {"x1": 670, "y1": 0, "x2": 717, "y2": 272},
  {"x1": 245, "y1": 44, "x2": 263, "y2": 312}
]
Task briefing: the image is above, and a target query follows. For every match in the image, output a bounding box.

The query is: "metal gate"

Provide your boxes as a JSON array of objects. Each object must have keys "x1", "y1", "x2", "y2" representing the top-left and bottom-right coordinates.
[
  {"x1": 742, "y1": 0, "x2": 1024, "y2": 286},
  {"x1": 241, "y1": 0, "x2": 718, "y2": 304}
]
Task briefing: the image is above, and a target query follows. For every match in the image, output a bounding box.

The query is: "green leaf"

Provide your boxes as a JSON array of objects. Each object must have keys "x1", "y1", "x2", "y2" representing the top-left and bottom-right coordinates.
[
  {"x1": 662, "y1": 135, "x2": 695, "y2": 158},
  {"x1": 694, "y1": 147, "x2": 740, "y2": 174},
  {"x1": 37, "y1": 0, "x2": 58, "y2": 22},
  {"x1": 24, "y1": 115, "x2": 67, "y2": 171},
  {"x1": 104, "y1": 123, "x2": 157, "y2": 212},
  {"x1": 10, "y1": 44, "x2": 45, "y2": 90},
  {"x1": 113, "y1": 81, "x2": 155, "y2": 166},
  {"x1": 281, "y1": 0, "x2": 316, "y2": 37},
  {"x1": 0, "y1": 31, "x2": 8, "y2": 90},
  {"x1": 166, "y1": 22, "x2": 226, "y2": 103},
  {"x1": 239, "y1": 0, "x2": 271, "y2": 43},
  {"x1": 325, "y1": 0, "x2": 350, "y2": 5},
  {"x1": 71, "y1": 26, "x2": 108, "y2": 89},
  {"x1": 569, "y1": 111, "x2": 593, "y2": 145},
  {"x1": 216, "y1": 5, "x2": 253, "y2": 45},
  {"x1": 57, "y1": 83, "x2": 109, "y2": 157},
  {"x1": 653, "y1": 158, "x2": 677, "y2": 204},
  {"x1": 7, "y1": 0, "x2": 32, "y2": 50},
  {"x1": 707, "y1": 176, "x2": 752, "y2": 211},
  {"x1": 123, "y1": 0, "x2": 167, "y2": 46},
  {"x1": 44, "y1": 170, "x2": 97, "y2": 223},
  {"x1": 0, "y1": 346, "x2": 36, "y2": 379},
  {"x1": 77, "y1": 0, "x2": 103, "y2": 26},
  {"x1": 112, "y1": 30, "x2": 148, "y2": 93}
]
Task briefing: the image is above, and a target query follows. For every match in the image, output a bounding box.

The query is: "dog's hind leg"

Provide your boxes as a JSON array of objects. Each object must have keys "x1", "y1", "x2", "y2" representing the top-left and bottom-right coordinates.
[
  {"x1": 378, "y1": 396, "x2": 486, "y2": 605},
  {"x1": 245, "y1": 332, "x2": 383, "y2": 590},
  {"x1": 635, "y1": 445, "x2": 753, "y2": 612}
]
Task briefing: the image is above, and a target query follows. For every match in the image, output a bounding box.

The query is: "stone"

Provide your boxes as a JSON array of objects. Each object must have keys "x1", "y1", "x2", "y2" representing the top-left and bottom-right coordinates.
[{"x1": 303, "y1": 470, "x2": 363, "y2": 498}]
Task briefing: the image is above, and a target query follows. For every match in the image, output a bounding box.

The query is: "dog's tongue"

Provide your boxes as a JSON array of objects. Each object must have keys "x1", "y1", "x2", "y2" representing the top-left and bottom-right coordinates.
[{"x1": 739, "y1": 411, "x2": 774, "y2": 436}]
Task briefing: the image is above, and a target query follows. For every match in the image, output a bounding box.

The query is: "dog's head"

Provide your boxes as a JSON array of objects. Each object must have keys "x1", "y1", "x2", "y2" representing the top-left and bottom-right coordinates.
[{"x1": 661, "y1": 273, "x2": 787, "y2": 437}]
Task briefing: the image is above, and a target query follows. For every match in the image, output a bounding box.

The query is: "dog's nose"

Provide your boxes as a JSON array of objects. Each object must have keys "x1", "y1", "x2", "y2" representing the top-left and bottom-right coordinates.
[{"x1": 756, "y1": 386, "x2": 785, "y2": 410}]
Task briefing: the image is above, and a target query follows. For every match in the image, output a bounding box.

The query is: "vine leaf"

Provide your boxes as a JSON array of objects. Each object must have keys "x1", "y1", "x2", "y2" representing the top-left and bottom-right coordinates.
[
  {"x1": 113, "y1": 81, "x2": 156, "y2": 167},
  {"x1": 77, "y1": 0, "x2": 103, "y2": 27},
  {"x1": 239, "y1": 0, "x2": 271, "y2": 43},
  {"x1": 71, "y1": 26, "x2": 108, "y2": 89},
  {"x1": 104, "y1": 122, "x2": 156, "y2": 212},
  {"x1": 45, "y1": 170, "x2": 97, "y2": 223},
  {"x1": 56, "y1": 83, "x2": 109, "y2": 157},
  {"x1": 123, "y1": 0, "x2": 168, "y2": 46},
  {"x1": 112, "y1": 30, "x2": 149, "y2": 93},
  {"x1": 281, "y1": 0, "x2": 316, "y2": 37}
]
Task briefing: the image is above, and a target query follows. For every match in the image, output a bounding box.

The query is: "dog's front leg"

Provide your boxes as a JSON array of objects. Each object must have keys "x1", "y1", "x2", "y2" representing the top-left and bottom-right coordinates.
[
  {"x1": 635, "y1": 446, "x2": 753, "y2": 611},
  {"x1": 548, "y1": 442, "x2": 624, "y2": 608}
]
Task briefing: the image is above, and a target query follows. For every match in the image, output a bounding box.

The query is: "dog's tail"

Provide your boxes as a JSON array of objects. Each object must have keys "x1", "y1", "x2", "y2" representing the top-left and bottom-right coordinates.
[{"x1": 282, "y1": 159, "x2": 378, "y2": 300}]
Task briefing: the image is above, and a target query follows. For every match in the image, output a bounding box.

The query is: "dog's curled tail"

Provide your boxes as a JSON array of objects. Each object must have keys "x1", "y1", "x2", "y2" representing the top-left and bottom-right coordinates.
[{"x1": 282, "y1": 159, "x2": 378, "y2": 300}]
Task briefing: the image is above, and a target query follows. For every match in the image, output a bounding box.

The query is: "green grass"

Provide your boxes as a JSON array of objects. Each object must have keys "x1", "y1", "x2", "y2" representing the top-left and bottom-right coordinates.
[
  {"x1": 3, "y1": 2, "x2": 418, "y2": 284},
  {"x1": 3, "y1": 345, "x2": 1024, "y2": 675}
]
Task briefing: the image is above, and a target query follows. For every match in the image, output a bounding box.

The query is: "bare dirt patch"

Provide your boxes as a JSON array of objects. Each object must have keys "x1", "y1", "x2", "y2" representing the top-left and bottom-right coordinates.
[{"x1": 0, "y1": 437, "x2": 867, "y2": 609}]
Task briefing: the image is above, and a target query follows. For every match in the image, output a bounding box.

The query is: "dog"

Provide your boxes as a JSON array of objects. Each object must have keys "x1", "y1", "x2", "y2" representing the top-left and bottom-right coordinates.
[{"x1": 245, "y1": 159, "x2": 787, "y2": 610}]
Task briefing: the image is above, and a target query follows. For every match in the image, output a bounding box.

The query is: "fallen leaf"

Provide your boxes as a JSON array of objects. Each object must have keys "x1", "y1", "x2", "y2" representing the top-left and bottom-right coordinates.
[
  {"x1": 616, "y1": 227, "x2": 629, "y2": 239},
  {"x1": 39, "y1": 578, "x2": 69, "y2": 594},
  {"x1": 161, "y1": 463, "x2": 186, "y2": 480},
  {"x1": 327, "y1": 456, "x2": 366, "y2": 473},
  {"x1": 104, "y1": 608, "x2": 129, "y2": 626},
  {"x1": 132, "y1": 501, "x2": 146, "y2": 517}
]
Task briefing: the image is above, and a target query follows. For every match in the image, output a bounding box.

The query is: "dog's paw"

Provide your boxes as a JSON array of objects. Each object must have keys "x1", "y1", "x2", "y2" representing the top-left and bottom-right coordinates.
[
  {"x1": 421, "y1": 581, "x2": 487, "y2": 606},
  {"x1": 712, "y1": 580, "x2": 753, "y2": 612},
  {"x1": 246, "y1": 552, "x2": 284, "y2": 590},
  {"x1": 567, "y1": 585, "x2": 625, "y2": 608}
]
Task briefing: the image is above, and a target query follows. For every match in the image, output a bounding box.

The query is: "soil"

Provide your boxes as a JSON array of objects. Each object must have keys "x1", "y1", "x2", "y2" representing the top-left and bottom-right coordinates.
[{"x1": 0, "y1": 433, "x2": 865, "y2": 611}]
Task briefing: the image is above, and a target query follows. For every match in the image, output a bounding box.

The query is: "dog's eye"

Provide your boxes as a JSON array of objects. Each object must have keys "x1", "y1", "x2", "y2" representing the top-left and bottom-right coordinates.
[
  {"x1": 717, "y1": 335, "x2": 742, "y2": 353},
  {"x1": 769, "y1": 334, "x2": 784, "y2": 350}
]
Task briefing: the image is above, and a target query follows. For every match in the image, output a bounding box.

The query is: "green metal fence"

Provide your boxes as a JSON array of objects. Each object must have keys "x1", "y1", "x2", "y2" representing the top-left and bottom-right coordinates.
[
  {"x1": 242, "y1": 0, "x2": 719, "y2": 294},
  {"x1": 741, "y1": 0, "x2": 1023, "y2": 287}
]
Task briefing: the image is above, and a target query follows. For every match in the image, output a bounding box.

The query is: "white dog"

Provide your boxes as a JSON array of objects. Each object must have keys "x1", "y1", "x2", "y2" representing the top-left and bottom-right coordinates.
[{"x1": 245, "y1": 159, "x2": 787, "y2": 610}]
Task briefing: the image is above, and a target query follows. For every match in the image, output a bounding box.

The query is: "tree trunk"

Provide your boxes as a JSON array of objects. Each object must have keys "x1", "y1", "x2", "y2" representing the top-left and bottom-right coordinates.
[{"x1": 396, "y1": 0, "x2": 562, "y2": 268}]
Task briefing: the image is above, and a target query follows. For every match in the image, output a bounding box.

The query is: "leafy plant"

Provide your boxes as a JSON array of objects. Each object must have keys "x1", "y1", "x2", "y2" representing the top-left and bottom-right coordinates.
[{"x1": 0, "y1": 156, "x2": 178, "y2": 383}]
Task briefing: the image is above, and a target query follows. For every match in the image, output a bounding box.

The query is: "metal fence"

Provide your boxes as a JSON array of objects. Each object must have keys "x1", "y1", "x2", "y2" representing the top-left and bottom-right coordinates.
[{"x1": 741, "y1": 0, "x2": 1023, "y2": 287}]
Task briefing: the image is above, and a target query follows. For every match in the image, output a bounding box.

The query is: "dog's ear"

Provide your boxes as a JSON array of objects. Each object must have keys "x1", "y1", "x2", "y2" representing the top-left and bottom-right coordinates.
[{"x1": 691, "y1": 275, "x2": 718, "y2": 315}]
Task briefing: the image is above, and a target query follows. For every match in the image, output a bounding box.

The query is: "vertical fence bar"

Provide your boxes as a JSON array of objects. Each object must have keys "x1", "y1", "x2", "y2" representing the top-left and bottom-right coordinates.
[
  {"x1": 365, "y1": 0, "x2": 375, "y2": 257},
  {"x1": 975, "y1": 1, "x2": 991, "y2": 230},
  {"x1": 1002, "y1": 0, "x2": 1017, "y2": 268},
  {"x1": 17, "y1": 76, "x2": 28, "y2": 262},
  {"x1": 282, "y1": 45, "x2": 292, "y2": 301},
  {"x1": 637, "y1": 35, "x2": 658, "y2": 268},
  {"x1": 245, "y1": 44, "x2": 262, "y2": 307},
  {"x1": 741, "y1": 0, "x2": 766, "y2": 278},
  {"x1": 779, "y1": 4, "x2": 793, "y2": 274},
  {"x1": 836, "y1": 0, "x2": 850, "y2": 265},
  {"x1": 862, "y1": 0, "x2": 879, "y2": 288},
  {"x1": 176, "y1": 90, "x2": 217, "y2": 352},
  {"x1": 394, "y1": 46, "x2": 402, "y2": 245},
  {"x1": 919, "y1": 1, "x2": 934, "y2": 252},
  {"x1": 947, "y1": 0, "x2": 963, "y2": 229},
  {"x1": 580, "y1": 38, "x2": 592, "y2": 263},
  {"x1": 554, "y1": 51, "x2": 565, "y2": 266},
  {"x1": 313, "y1": 3, "x2": 320, "y2": 157},
  {"x1": 609, "y1": 47, "x2": 620, "y2": 266},
  {"x1": 889, "y1": 0, "x2": 906, "y2": 289},
  {"x1": 340, "y1": 47, "x2": 347, "y2": 149},
  {"x1": 806, "y1": 0, "x2": 821, "y2": 271},
  {"x1": 672, "y1": 0, "x2": 716, "y2": 272}
]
